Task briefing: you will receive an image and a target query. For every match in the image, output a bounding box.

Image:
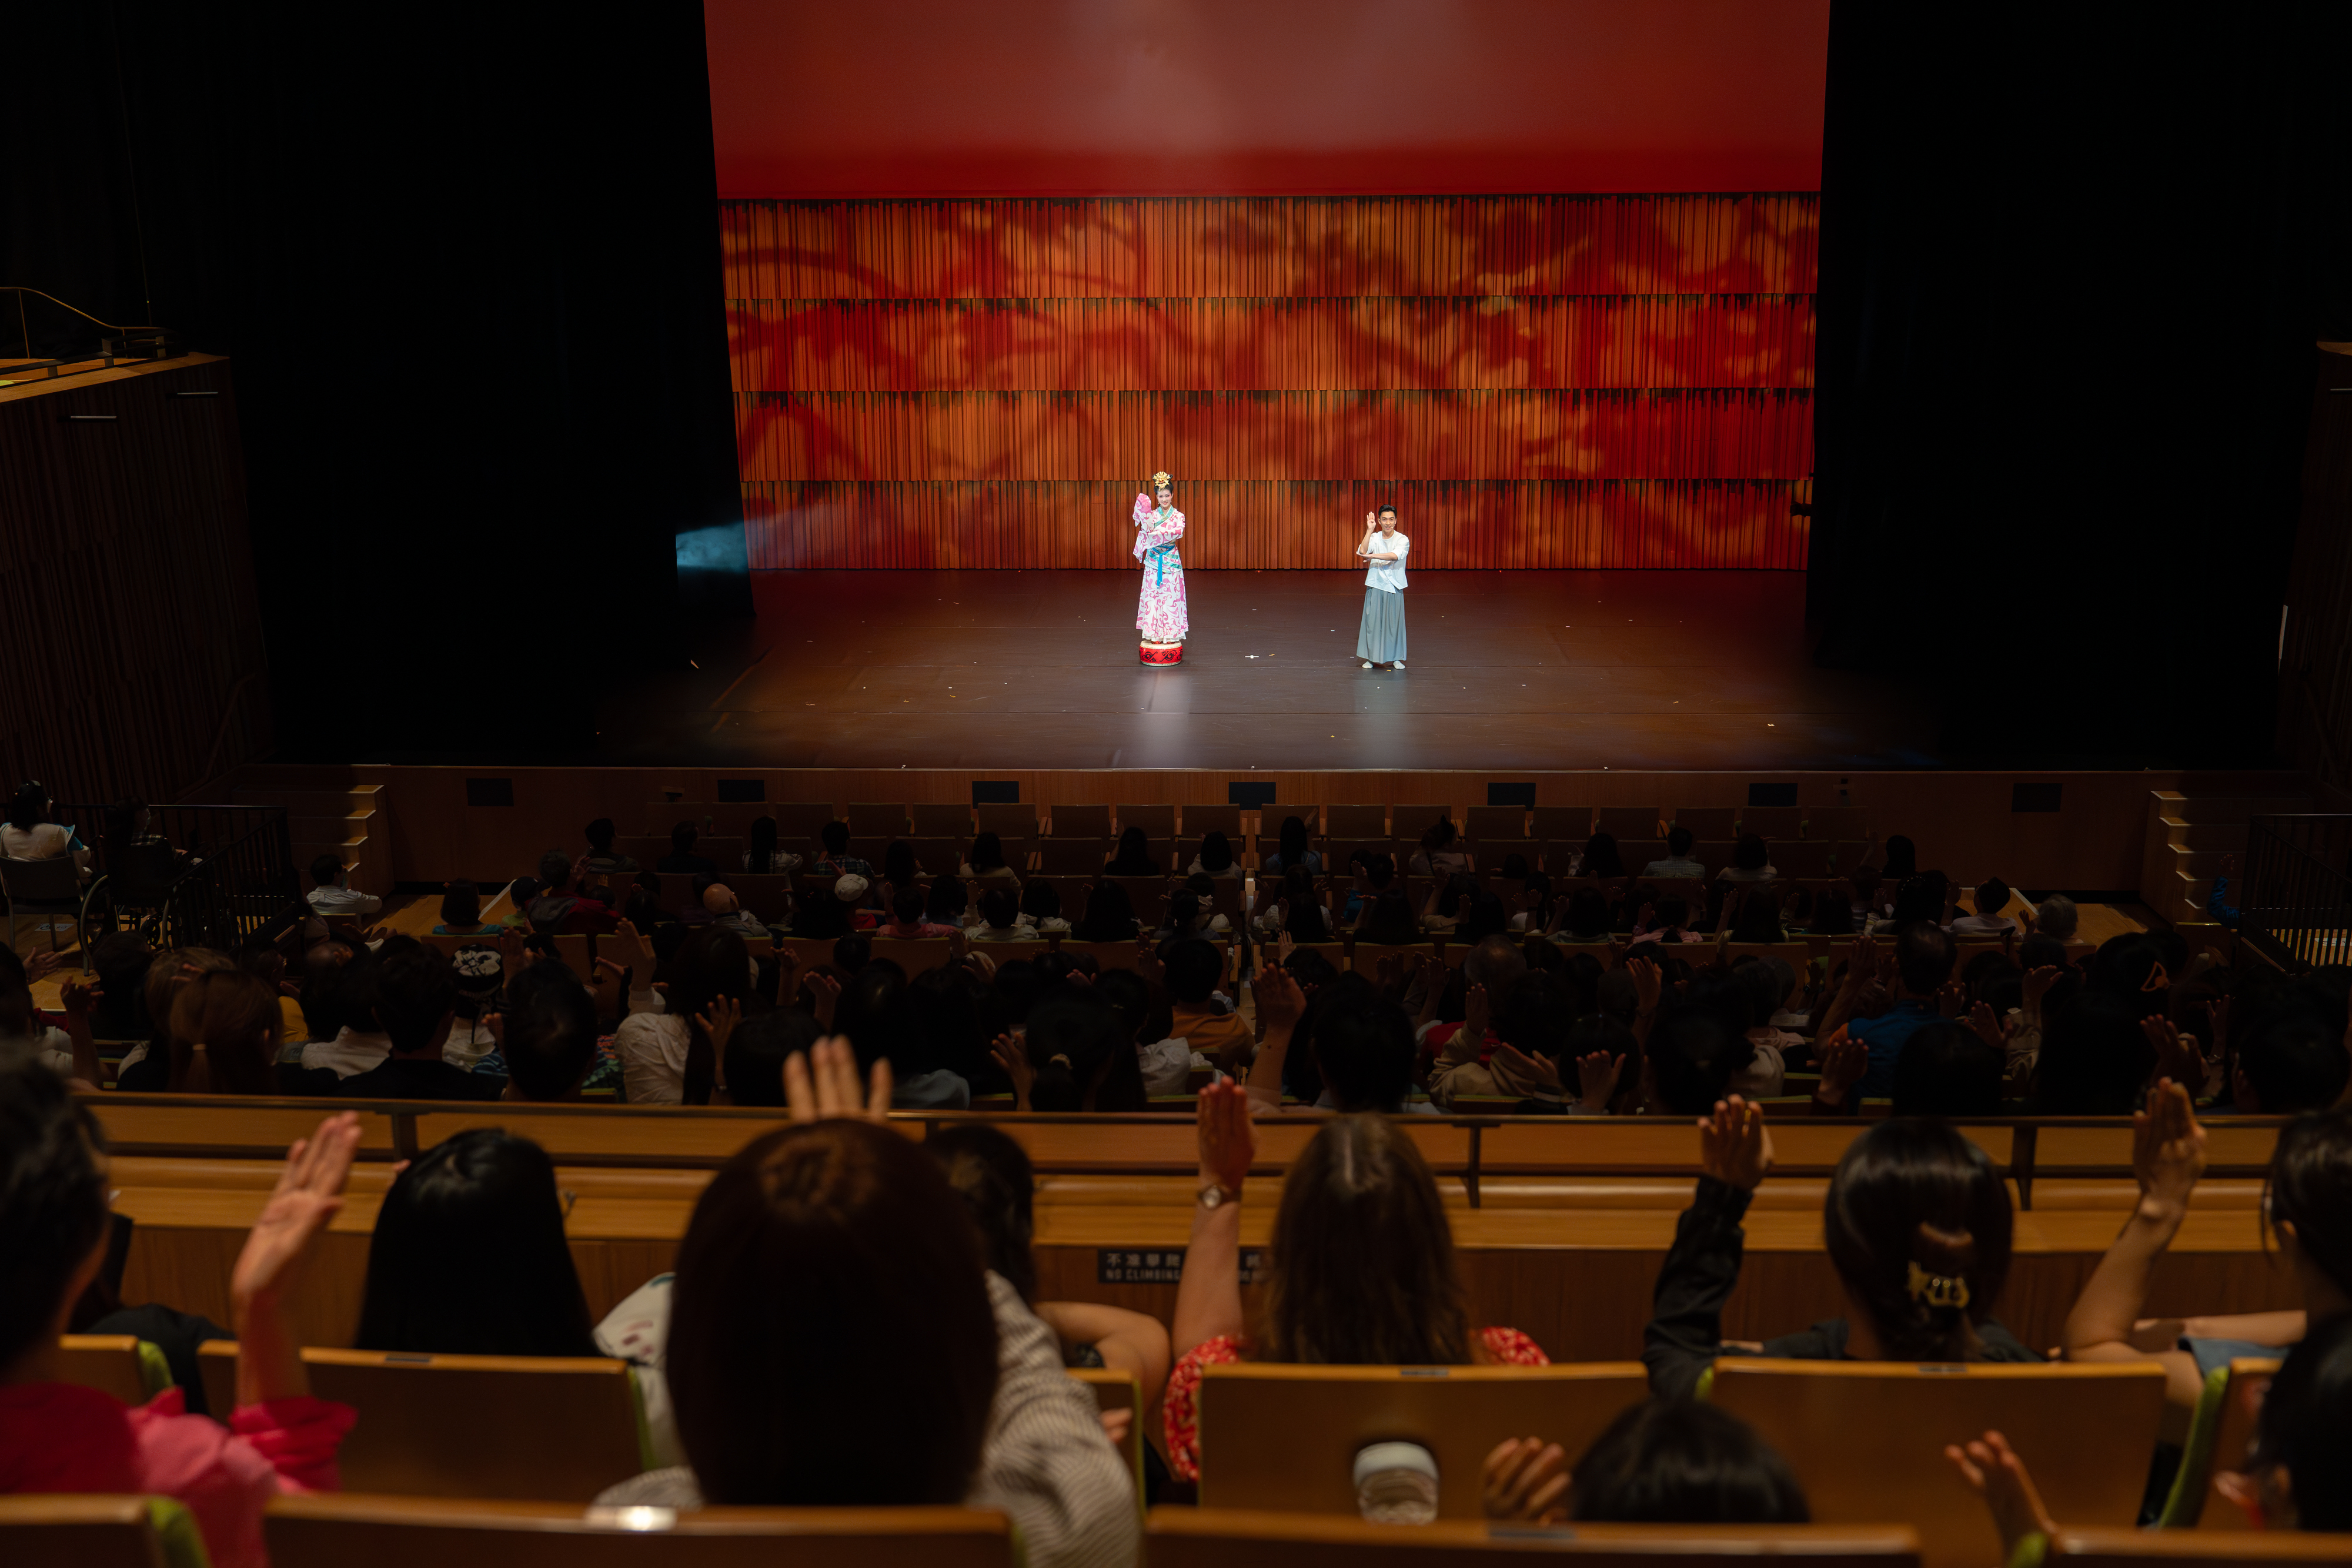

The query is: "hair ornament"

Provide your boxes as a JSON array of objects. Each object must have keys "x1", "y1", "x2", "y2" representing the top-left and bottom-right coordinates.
[
  {"x1": 1049, "y1": 1054, "x2": 1073, "y2": 1069},
  {"x1": 1906, "y1": 1261, "x2": 1970, "y2": 1310},
  {"x1": 1151, "y1": 470, "x2": 1172, "y2": 490}
]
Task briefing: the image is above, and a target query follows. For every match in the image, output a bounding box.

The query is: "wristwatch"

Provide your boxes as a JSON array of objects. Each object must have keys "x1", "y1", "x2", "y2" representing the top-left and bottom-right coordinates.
[{"x1": 1197, "y1": 1182, "x2": 1238, "y2": 1211}]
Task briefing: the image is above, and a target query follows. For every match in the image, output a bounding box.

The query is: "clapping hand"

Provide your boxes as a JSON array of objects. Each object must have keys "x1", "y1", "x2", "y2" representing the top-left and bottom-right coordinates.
[
  {"x1": 61, "y1": 977, "x2": 102, "y2": 1017},
  {"x1": 783, "y1": 1035, "x2": 891, "y2": 1122},
  {"x1": 2141, "y1": 1017, "x2": 2204, "y2": 1097},
  {"x1": 802, "y1": 970, "x2": 843, "y2": 1029},
  {"x1": 1482, "y1": 1436, "x2": 1571, "y2": 1524},
  {"x1": 1574, "y1": 1049, "x2": 1619, "y2": 1111},
  {"x1": 1936, "y1": 980, "x2": 1967, "y2": 1019},
  {"x1": 990, "y1": 1032, "x2": 1034, "y2": 1111},
  {"x1": 1462, "y1": 981, "x2": 1492, "y2": 1042},
  {"x1": 1196, "y1": 1080, "x2": 1255, "y2": 1194},
  {"x1": 232, "y1": 1113, "x2": 366, "y2": 1310},
  {"x1": 1254, "y1": 963, "x2": 1305, "y2": 1034},
  {"x1": 1945, "y1": 1431, "x2": 2058, "y2": 1562},
  {"x1": 1812, "y1": 1025, "x2": 1867, "y2": 1108},
  {"x1": 2133, "y1": 1078, "x2": 2207, "y2": 1210},
  {"x1": 1965, "y1": 1001, "x2": 2016, "y2": 1054}
]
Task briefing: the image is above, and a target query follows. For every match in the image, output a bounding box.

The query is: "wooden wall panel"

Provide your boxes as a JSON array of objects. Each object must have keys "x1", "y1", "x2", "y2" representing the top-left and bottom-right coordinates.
[
  {"x1": 0, "y1": 356, "x2": 272, "y2": 803},
  {"x1": 724, "y1": 195, "x2": 1816, "y2": 571}
]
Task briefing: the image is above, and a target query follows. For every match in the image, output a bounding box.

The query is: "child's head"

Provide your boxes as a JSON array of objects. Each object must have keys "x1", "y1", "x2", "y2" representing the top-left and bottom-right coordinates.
[
  {"x1": 1653, "y1": 895, "x2": 1690, "y2": 931},
  {"x1": 0, "y1": 1059, "x2": 108, "y2": 1372},
  {"x1": 1666, "y1": 825, "x2": 1693, "y2": 858},
  {"x1": 1889, "y1": 1019, "x2": 2003, "y2": 1117},
  {"x1": 2236, "y1": 1017, "x2": 2352, "y2": 1115},
  {"x1": 1162, "y1": 938, "x2": 1223, "y2": 1005},
  {"x1": 926, "y1": 874, "x2": 969, "y2": 925},
  {"x1": 440, "y1": 880, "x2": 482, "y2": 928},
  {"x1": 892, "y1": 884, "x2": 927, "y2": 925},
  {"x1": 1566, "y1": 887, "x2": 1611, "y2": 940},
  {"x1": 1732, "y1": 834, "x2": 1769, "y2": 872},
  {"x1": 1567, "y1": 1399, "x2": 1809, "y2": 1523},
  {"x1": 2237, "y1": 1304, "x2": 2352, "y2": 1530},
  {"x1": 2264, "y1": 1107, "x2": 2352, "y2": 1306},
  {"x1": 978, "y1": 887, "x2": 1020, "y2": 932},
  {"x1": 1973, "y1": 877, "x2": 2010, "y2": 919},
  {"x1": 1198, "y1": 831, "x2": 1234, "y2": 874},
  {"x1": 1824, "y1": 1119, "x2": 2013, "y2": 1362},
  {"x1": 2034, "y1": 894, "x2": 2079, "y2": 940}
]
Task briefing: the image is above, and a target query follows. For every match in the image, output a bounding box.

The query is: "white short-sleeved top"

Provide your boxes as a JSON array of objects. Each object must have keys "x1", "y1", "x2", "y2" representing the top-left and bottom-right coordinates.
[{"x1": 1363, "y1": 530, "x2": 1409, "y2": 592}]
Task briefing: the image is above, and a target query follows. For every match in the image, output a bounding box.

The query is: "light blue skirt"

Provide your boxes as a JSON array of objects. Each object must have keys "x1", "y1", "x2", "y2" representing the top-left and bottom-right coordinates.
[{"x1": 1355, "y1": 586, "x2": 1406, "y2": 662}]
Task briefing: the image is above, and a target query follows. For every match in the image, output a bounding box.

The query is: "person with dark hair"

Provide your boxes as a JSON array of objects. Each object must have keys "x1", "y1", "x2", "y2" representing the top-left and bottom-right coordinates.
[
  {"x1": 2231, "y1": 1015, "x2": 2352, "y2": 1114},
  {"x1": 2031, "y1": 992, "x2": 2156, "y2": 1114},
  {"x1": 614, "y1": 926, "x2": 749, "y2": 1105},
  {"x1": 1889, "y1": 1019, "x2": 2003, "y2": 1116},
  {"x1": 878, "y1": 882, "x2": 959, "y2": 938},
  {"x1": 1549, "y1": 885, "x2": 1615, "y2": 946},
  {"x1": 1629, "y1": 893, "x2": 1702, "y2": 945},
  {"x1": 1102, "y1": 826, "x2": 1160, "y2": 877},
  {"x1": 713, "y1": 1008, "x2": 823, "y2": 1109},
  {"x1": 1718, "y1": 833, "x2": 1775, "y2": 884},
  {"x1": 1883, "y1": 871, "x2": 1949, "y2": 931},
  {"x1": 659, "y1": 821, "x2": 719, "y2": 877},
  {"x1": 1642, "y1": 1005, "x2": 1753, "y2": 1116},
  {"x1": 1645, "y1": 1106, "x2": 2037, "y2": 1398},
  {"x1": 1409, "y1": 817, "x2": 1468, "y2": 878},
  {"x1": 1819, "y1": 926, "x2": 1955, "y2": 1098},
  {"x1": 960, "y1": 830, "x2": 1020, "y2": 886},
  {"x1": 742, "y1": 815, "x2": 803, "y2": 877},
  {"x1": 594, "y1": 1042, "x2": 1136, "y2": 1568},
  {"x1": 1641, "y1": 824, "x2": 1707, "y2": 880},
  {"x1": 0, "y1": 946, "x2": 92, "y2": 1086},
  {"x1": 1949, "y1": 876, "x2": 2019, "y2": 938},
  {"x1": 1259, "y1": 815, "x2": 1322, "y2": 877},
  {"x1": 836, "y1": 961, "x2": 969, "y2": 1109},
  {"x1": 305, "y1": 852, "x2": 380, "y2": 917},
  {"x1": 496, "y1": 961, "x2": 603, "y2": 1101},
  {"x1": 2056, "y1": 1092, "x2": 2349, "y2": 1426},
  {"x1": 1485, "y1": 1399, "x2": 1808, "y2": 1526},
  {"x1": 1, "y1": 781, "x2": 80, "y2": 866},
  {"x1": 1579, "y1": 830, "x2": 1625, "y2": 880},
  {"x1": 283, "y1": 946, "x2": 392, "y2": 1081},
  {"x1": 340, "y1": 948, "x2": 504, "y2": 1101},
  {"x1": 1162, "y1": 937, "x2": 1250, "y2": 1061},
  {"x1": 1249, "y1": 968, "x2": 1425, "y2": 1114},
  {"x1": 1353, "y1": 502, "x2": 1411, "y2": 668},
  {"x1": 581, "y1": 818, "x2": 639, "y2": 878},
  {"x1": 1356, "y1": 886, "x2": 1421, "y2": 945},
  {"x1": 1338, "y1": 847, "x2": 1397, "y2": 927},
  {"x1": 930, "y1": 1124, "x2": 1170, "y2": 1394},
  {"x1": 1073, "y1": 880, "x2": 1141, "y2": 942},
  {"x1": 526, "y1": 850, "x2": 620, "y2": 934},
  {"x1": 0, "y1": 1062, "x2": 363, "y2": 1568},
  {"x1": 1879, "y1": 834, "x2": 1918, "y2": 882},
  {"x1": 1005, "y1": 877, "x2": 1065, "y2": 935},
  {"x1": 356, "y1": 1128, "x2": 596, "y2": 1356},
  {"x1": 789, "y1": 874, "x2": 863, "y2": 940},
  {"x1": 998, "y1": 987, "x2": 1149, "y2": 1113},
  {"x1": 1252, "y1": 864, "x2": 1333, "y2": 941},
  {"x1": 965, "y1": 884, "x2": 1027, "y2": 943},
  {"x1": 164, "y1": 970, "x2": 302, "y2": 1096},
  {"x1": 1162, "y1": 1086, "x2": 1546, "y2": 1480},
  {"x1": 432, "y1": 880, "x2": 487, "y2": 935}
]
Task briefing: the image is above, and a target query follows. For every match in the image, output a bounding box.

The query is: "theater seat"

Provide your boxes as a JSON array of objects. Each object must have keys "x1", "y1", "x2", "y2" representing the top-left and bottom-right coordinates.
[
  {"x1": 263, "y1": 1493, "x2": 1014, "y2": 1568},
  {"x1": 1067, "y1": 1366, "x2": 1145, "y2": 1514},
  {"x1": 2046, "y1": 1528, "x2": 2352, "y2": 1564},
  {"x1": 1705, "y1": 1358, "x2": 2167, "y2": 1568},
  {"x1": 2159, "y1": 1355, "x2": 2280, "y2": 1529},
  {"x1": 1147, "y1": 1509, "x2": 1921, "y2": 1567},
  {"x1": 202, "y1": 1345, "x2": 651, "y2": 1502},
  {"x1": 1194, "y1": 1361, "x2": 1648, "y2": 1518},
  {"x1": 58, "y1": 1335, "x2": 174, "y2": 1406},
  {"x1": 0, "y1": 1494, "x2": 210, "y2": 1568}
]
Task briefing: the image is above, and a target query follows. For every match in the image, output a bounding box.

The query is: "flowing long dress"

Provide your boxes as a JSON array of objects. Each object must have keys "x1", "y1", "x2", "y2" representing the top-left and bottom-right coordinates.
[{"x1": 1132, "y1": 494, "x2": 1188, "y2": 644}]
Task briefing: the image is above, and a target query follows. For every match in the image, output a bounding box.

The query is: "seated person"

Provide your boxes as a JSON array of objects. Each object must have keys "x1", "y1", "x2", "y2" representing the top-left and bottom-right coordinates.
[
  {"x1": 1715, "y1": 834, "x2": 1776, "y2": 884},
  {"x1": 342, "y1": 947, "x2": 505, "y2": 1101},
  {"x1": 1258, "y1": 816, "x2": 1323, "y2": 877},
  {"x1": 960, "y1": 830, "x2": 1021, "y2": 886},
  {"x1": 1645, "y1": 1105, "x2": 2040, "y2": 1399},
  {"x1": 1162, "y1": 1085, "x2": 1547, "y2": 1479},
  {"x1": 0, "y1": 1067, "x2": 366, "y2": 1566},
  {"x1": 431, "y1": 880, "x2": 492, "y2": 935},
  {"x1": 699, "y1": 880, "x2": 770, "y2": 939},
  {"x1": 741, "y1": 815, "x2": 803, "y2": 875},
  {"x1": 967, "y1": 886, "x2": 1030, "y2": 942},
  {"x1": 1485, "y1": 1398, "x2": 1809, "y2": 1527},
  {"x1": 1948, "y1": 876, "x2": 2021, "y2": 938},
  {"x1": 878, "y1": 884, "x2": 959, "y2": 938},
  {"x1": 1408, "y1": 818, "x2": 1471, "y2": 877},
  {"x1": 1162, "y1": 937, "x2": 1251, "y2": 1060},
  {"x1": 526, "y1": 850, "x2": 619, "y2": 934},
  {"x1": 1546, "y1": 885, "x2": 1616, "y2": 945},
  {"x1": 484, "y1": 961, "x2": 602, "y2": 1102},
  {"x1": 1071, "y1": 880, "x2": 1142, "y2": 943},
  {"x1": 1018, "y1": 878, "x2": 1071, "y2": 934},
  {"x1": 1102, "y1": 826, "x2": 1161, "y2": 876},
  {"x1": 1628, "y1": 894, "x2": 1704, "y2": 944},
  {"x1": 1339, "y1": 848, "x2": 1398, "y2": 925},
  {"x1": 2030, "y1": 891, "x2": 2080, "y2": 941},
  {"x1": 580, "y1": 817, "x2": 639, "y2": 878},
  {"x1": 304, "y1": 852, "x2": 380, "y2": 917},
  {"x1": 1185, "y1": 831, "x2": 1242, "y2": 880},
  {"x1": 1, "y1": 781, "x2": 85, "y2": 868},
  {"x1": 1158, "y1": 884, "x2": 1232, "y2": 941},
  {"x1": 657, "y1": 821, "x2": 719, "y2": 877},
  {"x1": 1643, "y1": 825, "x2": 1708, "y2": 880}
]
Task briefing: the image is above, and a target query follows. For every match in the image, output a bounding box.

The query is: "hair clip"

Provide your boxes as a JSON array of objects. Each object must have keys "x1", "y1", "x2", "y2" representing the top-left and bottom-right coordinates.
[{"x1": 1906, "y1": 1261, "x2": 1970, "y2": 1309}]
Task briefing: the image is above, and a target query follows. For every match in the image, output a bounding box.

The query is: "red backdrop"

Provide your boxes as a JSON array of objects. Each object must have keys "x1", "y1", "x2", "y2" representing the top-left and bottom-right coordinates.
[
  {"x1": 729, "y1": 194, "x2": 1816, "y2": 570},
  {"x1": 708, "y1": 2, "x2": 1825, "y2": 570}
]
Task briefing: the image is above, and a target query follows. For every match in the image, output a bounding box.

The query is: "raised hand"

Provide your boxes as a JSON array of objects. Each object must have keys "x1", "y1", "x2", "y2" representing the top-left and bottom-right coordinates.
[
  {"x1": 783, "y1": 1035, "x2": 891, "y2": 1122},
  {"x1": 1812, "y1": 1025, "x2": 1867, "y2": 1107},
  {"x1": 1489, "y1": 1041, "x2": 1562, "y2": 1094},
  {"x1": 1626, "y1": 955, "x2": 1662, "y2": 1016},
  {"x1": 61, "y1": 978, "x2": 103, "y2": 1017},
  {"x1": 2133, "y1": 1078, "x2": 2207, "y2": 1210},
  {"x1": 695, "y1": 994, "x2": 743, "y2": 1060},
  {"x1": 990, "y1": 1032, "x2": 1034, "y2": 1111},
  {"x1": 803, "y1": 970, "x2": 843, "y2": 1029},
  {"x1": 25, "y1": 949, "x2": 65, "y2": 984},
  {"x1": 232, "y1": 1113, "x2": 366, "y2": 1310},
  {"x1": 2021, "y1": 964, "x2": 2061, "y2": 1012},
  {"x1": 1936, "y1": 979, "x2": 1967, "y2": 1019},
  {"x1": 1698, "y1": 1095, "x2": 1773, "y2": 1190},
  {"x1": 1196, "y1": 1079, "x2": 1255, "y2": 1193},
  {"x1": 1462, "y1": 981, "x2": 1492, "y2": 1042},
  {"x1": 1254, "y1": 963, "x2": 1305, "y2": 1035},
  {"x1": 614, "y1": 918, "x2": 658, "y2": 965},
  {"x1": 1944, "y1": 1431, "x2": 2057, "y2": 1562},
  {"x1": 1965, "y1": 1000, "x2": 2016, "y2": 1054},
  {"x1": 1482, "y1": 1436, "x2": 1571, "y2": 1524},
  {"x1": 2141, "y1": 1016, "x2": 2204, "y2": 1096},
  {"x1": 1574, "y1": 1049, "x2": 1619, "y2": 1110}
]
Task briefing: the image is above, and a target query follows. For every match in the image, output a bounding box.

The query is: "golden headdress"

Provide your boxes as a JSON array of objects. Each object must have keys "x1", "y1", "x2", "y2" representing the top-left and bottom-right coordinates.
[{"x1": 1151, "y1": 470, "x2": 1173, "y2": 491}]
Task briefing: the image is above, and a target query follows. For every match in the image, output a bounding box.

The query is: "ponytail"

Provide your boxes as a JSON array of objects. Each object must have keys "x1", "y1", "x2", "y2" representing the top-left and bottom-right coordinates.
[{"x1": 1824, "y1": 1120, "x2": 2012, "y2": 1362}]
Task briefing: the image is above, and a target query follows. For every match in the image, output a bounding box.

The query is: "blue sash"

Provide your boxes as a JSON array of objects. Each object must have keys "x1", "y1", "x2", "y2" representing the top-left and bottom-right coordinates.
[{"x1": 1144, "y1": 541, "x2": 1177, "y2": 585}]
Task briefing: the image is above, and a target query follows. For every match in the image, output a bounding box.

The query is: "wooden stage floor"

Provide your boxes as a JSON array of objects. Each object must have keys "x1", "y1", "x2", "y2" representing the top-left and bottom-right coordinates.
[{"x1": 603, "y1": 569, "x2": 1942, "y2": 772}]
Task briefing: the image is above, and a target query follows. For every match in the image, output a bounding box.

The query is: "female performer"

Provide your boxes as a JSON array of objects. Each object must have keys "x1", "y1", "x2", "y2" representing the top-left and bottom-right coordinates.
[
  {"x1": 1132, "y1": 470, "x2": 1188, "y2": 666},
  {"x1": 1354, "y1": 503, "x2": 1408, "y2": 669}
]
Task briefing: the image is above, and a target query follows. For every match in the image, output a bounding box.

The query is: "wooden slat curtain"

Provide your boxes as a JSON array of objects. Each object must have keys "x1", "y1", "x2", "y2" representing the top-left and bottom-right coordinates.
[{"x1": 723, "y1": 194, "x2": 1816, "y2": 571}]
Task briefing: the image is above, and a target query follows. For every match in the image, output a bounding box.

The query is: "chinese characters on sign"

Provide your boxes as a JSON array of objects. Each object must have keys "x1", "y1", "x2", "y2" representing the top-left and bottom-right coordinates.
[{"x1": 1095, "y1": 1247, "x2": 1264, "y2": 1285}]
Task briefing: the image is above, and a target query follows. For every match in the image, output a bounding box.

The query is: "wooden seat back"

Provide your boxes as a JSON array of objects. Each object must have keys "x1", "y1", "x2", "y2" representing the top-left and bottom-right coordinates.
[
  {"x1": 1049, "y1": 804, "x2": 1112, "y2": 838},
  {"x1": 262, "y1": 1494, "x2": 1013, "y2": 1568},
  {"x1": 58, "y1": 1335, "x2": 169, "y2": 1405},
  {"x1": 1740, "y1": 806, "x2": 1805, "y2": 838},
  {"x1": 974, "y1": 803, "x2": 1040, "y2": 842},
  {"x1": 1806, "y1": 807, "x2": 1869, "y2": 841},
  {"x1": 1038, "y1": 838, "x2": 1110, "y2": 876},
  {"x1": 1321, "y1": 804, "x2": 1387, "y2": 838},
  {"x1": 866, "y1": 938, "x2": 956, "y2": 977},
  {"x1": 1055, "y1": 939, "x2": 1144, "y2": 971},
  {"x1": 2046, "y1": 1528, "x2": 2352, "y2": 1564},
  {"x1": 1067, "y1": 1366, "x2": 1145, "y2": 1513},
  {"x1": 2163, "y1": 1355, "x2": 2280, "y2": 1529},
  {"x1": 844, "y1": 802, "x2": 908, "y2": 835},
  {"x1": 1595, "y1": 807, "x2": 1662, "y2": 840},
  {"x1": 1195, "y1": 1361, "x2": 1648, "y2": 1518},
  {"x1": 1147, "y1": 1510, "x2": 1921, "y2": 1567},
  {"x1": 289, "y1": 1348, "x2": 649, "y2": 1501},
  {"x1": 1186, "y1": 804, "x2": 1245, "y2": 841},
  {"x1": 1115, "y1": 803, "x2": 1177, "y2": 839},
  {"x1": 1707, "y1": 1358, "x2": 2167, "y2": 1568},
  {"x1": 908, "y1": 803, "x2": 973, "y2": 838},
  {"x1": 1529, "y1": 806, "x2": 1593, "y2": 840},
  {"x1": 1464, "y1": 805, "x2": 1529, "y2": 842},
  {"x1": 0, "y1": 1495, "x2": 198, "y2": 1568},
  {"x1": 1774, "y1": 841, "x2": 1835, "y2": 879},
  {"x1": 1669, "y1": 807, "x2": 1738, "y2": 838}
]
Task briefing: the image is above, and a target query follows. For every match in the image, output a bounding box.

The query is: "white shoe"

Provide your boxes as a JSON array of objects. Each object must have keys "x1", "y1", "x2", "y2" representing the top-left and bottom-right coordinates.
[
  {"x1": 1392, "y1": 660, "x2": 1405, "y2": 670},
  {"x1": 1361, "y1": 661, "x2": 1372, "y2": 669}
]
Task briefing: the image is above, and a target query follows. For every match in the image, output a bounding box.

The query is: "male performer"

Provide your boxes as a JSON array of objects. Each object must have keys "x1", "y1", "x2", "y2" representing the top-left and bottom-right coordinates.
[{"x1": 1354, "y1": 504, "x2": 1409, "y2": 669}]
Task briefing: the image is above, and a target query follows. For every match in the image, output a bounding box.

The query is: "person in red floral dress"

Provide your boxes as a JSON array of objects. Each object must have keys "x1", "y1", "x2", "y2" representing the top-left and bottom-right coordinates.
[{"x1": 1161, "y1": 1082, "x2": 1548, "y2": 1480}]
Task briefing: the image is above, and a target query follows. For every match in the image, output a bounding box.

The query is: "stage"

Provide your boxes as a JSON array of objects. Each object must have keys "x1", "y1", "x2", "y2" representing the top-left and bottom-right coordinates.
[{"x1": 602, "y1": 569, "x2": 1941, "y2": 773}]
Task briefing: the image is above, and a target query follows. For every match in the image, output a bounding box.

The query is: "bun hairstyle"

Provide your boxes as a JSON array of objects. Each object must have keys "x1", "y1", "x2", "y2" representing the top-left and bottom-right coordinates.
[
  {"x1": 1024, "y1": 987, "x2": 1143, "y2": 1112},
  {"x1": 1151, "y1": 470, "x2": 1173, "y2": 492},
  {"x1": 928, "y1": 1122, "x2": 1040, "y2": 1303},
  {"x1": 1823, "y1": 1119, "x2": 2013, "y2": 1362}
]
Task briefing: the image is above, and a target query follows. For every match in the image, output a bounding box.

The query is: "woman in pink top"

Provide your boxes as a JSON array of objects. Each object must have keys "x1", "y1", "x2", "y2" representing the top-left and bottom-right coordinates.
[{"x1": 0, "y1": 1059, "x2": 362, "y2": 1568}]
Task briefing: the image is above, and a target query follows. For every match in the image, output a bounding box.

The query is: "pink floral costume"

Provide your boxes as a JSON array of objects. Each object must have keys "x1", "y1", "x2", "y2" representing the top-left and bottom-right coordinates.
[{"x1": 1132, "y1": 493, "x2": 1188, "y2": 652}]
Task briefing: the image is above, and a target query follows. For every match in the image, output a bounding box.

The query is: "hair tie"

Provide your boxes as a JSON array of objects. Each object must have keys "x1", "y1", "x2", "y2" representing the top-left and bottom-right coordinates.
[
  {"x1": 1050, "y1": 1054, "x2": 1072, "y2": 1069},
  {"x1": 1906, "y1": 1261, "x2": 1970, "y2": 1310}
]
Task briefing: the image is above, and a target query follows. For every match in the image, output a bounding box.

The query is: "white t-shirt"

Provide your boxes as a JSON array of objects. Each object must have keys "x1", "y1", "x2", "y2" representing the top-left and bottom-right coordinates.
[
  {"x1": 614, "y1": 1011, "x2": 690, "y2": 1105},
  {"x1": 1362, "y1": 530, "x2": 1409, "y2": 592}
]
